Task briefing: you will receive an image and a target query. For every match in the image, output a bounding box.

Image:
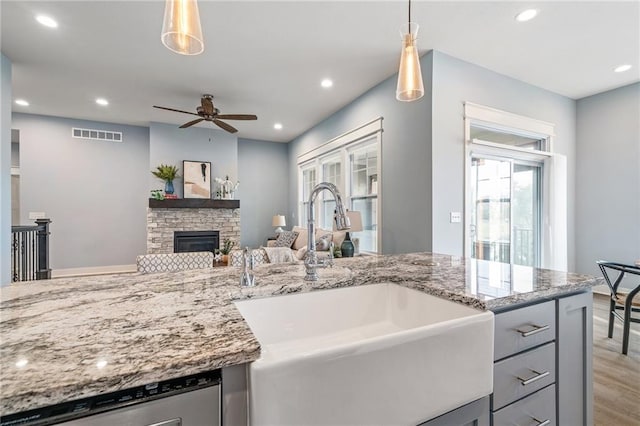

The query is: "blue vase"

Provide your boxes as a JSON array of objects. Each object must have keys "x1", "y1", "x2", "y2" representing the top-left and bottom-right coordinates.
[{"x1": 165, "y1": 180, "x2": 174, "y2": 195}]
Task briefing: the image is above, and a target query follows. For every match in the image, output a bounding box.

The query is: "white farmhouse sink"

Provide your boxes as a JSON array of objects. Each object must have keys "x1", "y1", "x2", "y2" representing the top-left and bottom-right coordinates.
[{"x1": 234, "y1": 283, "x2": 494, "y2": 426}]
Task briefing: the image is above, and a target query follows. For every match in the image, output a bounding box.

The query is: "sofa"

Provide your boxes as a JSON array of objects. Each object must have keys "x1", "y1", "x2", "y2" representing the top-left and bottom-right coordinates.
[
  {"x1": 228, "y1": 226, "x2": 353, "y2": 267},
  {"x1": 267, "y1": 226, "x2": 349, "y2": 257}
]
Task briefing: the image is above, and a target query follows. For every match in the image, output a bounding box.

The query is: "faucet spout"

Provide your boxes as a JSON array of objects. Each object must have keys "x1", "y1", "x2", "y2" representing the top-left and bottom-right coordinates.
[{"x1": 304, "y1": 182, "x2": 350, "y2": 281}]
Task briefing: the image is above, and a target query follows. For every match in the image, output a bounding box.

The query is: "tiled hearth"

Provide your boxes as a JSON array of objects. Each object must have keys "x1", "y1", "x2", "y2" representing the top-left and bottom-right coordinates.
[{"x1": 146, "y1": 207, "x2": 240, "y2": 254}]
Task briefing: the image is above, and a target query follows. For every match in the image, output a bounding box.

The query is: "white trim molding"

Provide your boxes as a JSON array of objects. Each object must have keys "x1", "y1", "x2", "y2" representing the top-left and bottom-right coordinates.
[
  {"x1": 297, "y1": 117, "x2": 383, "y2": 164},
  {"x1": 52, "y1": 264, "x2": 137, "y2": 278},
  {"x1": 464, "y1": 102, "x2": 555, "y2": 138}
]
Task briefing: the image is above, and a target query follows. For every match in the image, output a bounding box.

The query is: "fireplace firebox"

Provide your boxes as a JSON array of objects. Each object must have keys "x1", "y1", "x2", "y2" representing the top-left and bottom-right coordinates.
[{"x1": 173, "y1": 231, "x2": 219, "y2": 254}]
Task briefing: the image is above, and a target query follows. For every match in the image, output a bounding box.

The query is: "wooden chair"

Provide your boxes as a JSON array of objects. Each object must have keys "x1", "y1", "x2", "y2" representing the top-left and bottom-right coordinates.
[{"x1": 597, "y1": 261, "x2": 640, "y2": 355}]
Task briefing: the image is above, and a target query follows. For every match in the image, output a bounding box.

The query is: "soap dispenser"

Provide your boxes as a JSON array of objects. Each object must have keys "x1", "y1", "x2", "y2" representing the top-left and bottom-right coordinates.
[{"x1": 240, "y1": 247, "x2": 256, "y2": 287}]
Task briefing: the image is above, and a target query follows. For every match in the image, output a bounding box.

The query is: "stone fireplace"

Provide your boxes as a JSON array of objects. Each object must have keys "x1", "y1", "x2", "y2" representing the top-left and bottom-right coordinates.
[{"x1": 146, "y1": 200, "x2": 240, "y2": 254}]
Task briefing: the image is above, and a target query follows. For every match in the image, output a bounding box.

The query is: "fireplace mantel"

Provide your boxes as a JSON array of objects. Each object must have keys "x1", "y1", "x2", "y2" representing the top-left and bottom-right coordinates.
[{"x1": 148, "y1": 199, "x2": 240, "y2": 209}]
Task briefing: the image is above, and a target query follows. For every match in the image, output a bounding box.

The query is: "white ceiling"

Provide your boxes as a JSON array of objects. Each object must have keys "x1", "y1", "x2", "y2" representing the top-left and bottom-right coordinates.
[{"x1": 2, "y1": 1, "x2": 639, "y2": 143}]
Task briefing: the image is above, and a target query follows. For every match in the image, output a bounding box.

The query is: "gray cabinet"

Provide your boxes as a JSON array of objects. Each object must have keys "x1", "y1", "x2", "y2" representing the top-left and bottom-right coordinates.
[
  {"x1": 557, "y1": 291, "x2": 593, "y2": 426},
  {"x1": 490, "y1": 291, "x2": 593, "y2": 426},
  {"x1": 418, "y1": 397, "x2": 489, "y2": 426}
]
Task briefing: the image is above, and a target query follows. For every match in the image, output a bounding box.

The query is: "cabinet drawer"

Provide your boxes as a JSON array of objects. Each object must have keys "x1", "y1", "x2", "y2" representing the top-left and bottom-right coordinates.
[
  {"x1": 493, "y1": 342, "x2": 555, "y2": 410},
  {"x1": 492, "y1": 384, "x2": 556, "y2": 426},
  {"x1": 494, "y1": 301, "x2": 555, "y2": 360}
]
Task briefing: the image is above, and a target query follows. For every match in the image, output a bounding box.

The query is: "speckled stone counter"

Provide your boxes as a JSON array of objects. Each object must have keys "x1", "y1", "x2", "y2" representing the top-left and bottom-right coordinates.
[{"x1": 0, "y1": 252, "x2": 599, "y2": 416}]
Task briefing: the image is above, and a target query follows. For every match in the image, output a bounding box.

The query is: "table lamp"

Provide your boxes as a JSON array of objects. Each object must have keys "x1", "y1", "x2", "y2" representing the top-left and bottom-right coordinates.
[
  {"x1": 272, "y1": 215, "x2": 286, "y2": 234},
  {"x1": 334, "y1": 210, "x2": 362, "y2": 257}
]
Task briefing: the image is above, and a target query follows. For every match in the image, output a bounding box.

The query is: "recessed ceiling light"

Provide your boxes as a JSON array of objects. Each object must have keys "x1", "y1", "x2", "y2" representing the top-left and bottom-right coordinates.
[
  {"x1": 614, "y1": 64, "x2": 632, "y2": 73},
  {"x1": 321, "y1": 79, "x2": 333, "y2": 88},
  {"x1": 35, "y1": 15, "x2": 58, "y2": 28},
  {"x1": 95, "y1": 98, "x2": 109, "y2": 106},
  {"x1": 274, "y1": 123, "x2": 283, "y2": 130},
  {"x1": 515, "y1": 9, "x2": 538, "y2": 22},
  {"x1": 15, "y1": 99, "x2": 29, "y2": 107}
]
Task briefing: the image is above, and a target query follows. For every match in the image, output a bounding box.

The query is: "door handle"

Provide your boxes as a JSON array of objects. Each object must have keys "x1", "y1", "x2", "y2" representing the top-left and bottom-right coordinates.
[
  {"x1": 517, "y1": 369, "x2": 550, "y2": 386},
  {"x1": 532, "y1": 417, "x2": 551, "y2": 426},
  {"x1": 516, "y1": 324, "x2": 550, "y2": 337}
]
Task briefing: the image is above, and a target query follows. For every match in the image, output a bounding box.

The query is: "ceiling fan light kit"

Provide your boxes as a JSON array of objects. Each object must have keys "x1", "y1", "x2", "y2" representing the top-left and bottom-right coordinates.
[
  {"x1": 161, "y1": 0, "x2": 204, "y2": 56},
  {"x1": 154, "y1": 94, "x2": 257, "y2": 134},
  {"x1": 396, "y1": 0, "x2": 425, "y2": 102}
]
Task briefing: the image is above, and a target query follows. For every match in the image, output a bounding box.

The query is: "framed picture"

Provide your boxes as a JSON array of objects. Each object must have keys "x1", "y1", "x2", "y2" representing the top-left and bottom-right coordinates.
[{"x1": 183, "y1": 160, "x2": 211, "y2": 199}]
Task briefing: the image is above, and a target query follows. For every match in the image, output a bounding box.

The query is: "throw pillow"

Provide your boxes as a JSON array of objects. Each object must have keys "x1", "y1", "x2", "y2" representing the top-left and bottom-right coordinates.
[
  {"x1": 291, "y1": 226, "x2": 308, "y2": 250},
  {"x1": 274, "y1": 230, "x2": 298, "y2": 248},
  {"x1": 315, "y1": 233, "x2": 332, "y2": 251}
]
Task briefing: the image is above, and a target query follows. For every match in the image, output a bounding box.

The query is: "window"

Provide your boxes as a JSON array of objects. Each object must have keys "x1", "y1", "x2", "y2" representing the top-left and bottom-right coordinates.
[
  {"x1": 299, "y1": 164, "x2": 316, "y2": 226},
  {"x1": 350, "y1": 144, "x2": 378, "y2": 253},
  {"x1": 464, "y1": 103, "x2": 567, "y2": 271},
  {"x1": 320, "y1": 156, "x2": 342, "y2": 230},
  {"x1": 297, "y1": 118, "x2": 382, "y2": 254}
]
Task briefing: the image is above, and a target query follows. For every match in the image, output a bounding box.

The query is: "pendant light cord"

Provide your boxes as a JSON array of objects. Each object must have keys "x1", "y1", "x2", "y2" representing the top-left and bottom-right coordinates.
[{"x1": 408, "y1": 0, "x2": 411, "y2": 26}]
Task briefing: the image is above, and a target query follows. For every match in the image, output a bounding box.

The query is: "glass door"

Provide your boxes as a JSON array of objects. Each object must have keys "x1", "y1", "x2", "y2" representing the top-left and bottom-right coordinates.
[{"x1": 470, "y1": 156, "x2": 541, "y2": 266}]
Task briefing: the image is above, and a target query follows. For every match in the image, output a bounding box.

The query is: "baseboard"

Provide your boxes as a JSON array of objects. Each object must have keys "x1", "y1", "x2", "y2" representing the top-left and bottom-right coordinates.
[
  {"x1": 52, "y1": 264, "x2": 137, "y2": 278},
  {"x1": 593, "y1": 284, "x2": 610, "y2": 296}
]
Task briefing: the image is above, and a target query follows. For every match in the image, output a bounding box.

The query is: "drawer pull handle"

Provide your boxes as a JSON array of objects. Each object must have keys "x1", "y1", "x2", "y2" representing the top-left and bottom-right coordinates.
[
  {"x1": 517, "y1": 369, "x2": 550, "y2": 386},
  {"x1": 516, "y1": 324, "x2": 550, "y2": 337},
  {"x1": 532, "y1": 417, "x2": 551, "y2": 426}
]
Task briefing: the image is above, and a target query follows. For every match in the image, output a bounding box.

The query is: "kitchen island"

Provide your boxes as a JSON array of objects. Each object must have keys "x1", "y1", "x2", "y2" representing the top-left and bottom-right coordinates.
[{"x1": 0, "y1": 252, "x2": 599, "y2": 423}]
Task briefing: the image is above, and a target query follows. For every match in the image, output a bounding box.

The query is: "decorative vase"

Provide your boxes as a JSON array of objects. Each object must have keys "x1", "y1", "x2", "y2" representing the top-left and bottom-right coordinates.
[
  {"x1": 165, "y1": 180, "x2": 175, "y2": 195},
  {"x1": 341, "y1": 232, "x2": 355, "y2": 257},
  {"x1": 221, "y1": 254, "x2": 229, "y2": 266}
]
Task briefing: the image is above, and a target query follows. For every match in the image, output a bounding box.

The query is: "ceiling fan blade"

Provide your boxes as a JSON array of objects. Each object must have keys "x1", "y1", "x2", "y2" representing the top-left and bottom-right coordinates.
[
  {"x1": 213, "y1": 119, "x2": 238, "y2": 134},
  {"x1": 201, "y1": 96, "x2": 214, "y2": 116},
  {"x1": 154, "y1": 105, "x2": 200, "y2": 116},
  {"x1": 179, "y1": 118, "x2": 205, "y2": 128},
  {"x1": 215, "y1": 114, "x2": 258, "y2": 121}
]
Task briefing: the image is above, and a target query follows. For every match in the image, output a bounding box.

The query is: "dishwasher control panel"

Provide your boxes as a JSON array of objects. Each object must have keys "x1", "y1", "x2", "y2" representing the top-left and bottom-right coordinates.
[{"x1": 1, "y1": 369, "x2": 221, "y2": 426}]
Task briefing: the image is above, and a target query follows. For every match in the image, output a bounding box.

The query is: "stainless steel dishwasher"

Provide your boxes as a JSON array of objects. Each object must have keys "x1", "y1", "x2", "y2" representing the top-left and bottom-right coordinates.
[{"x1": 0, "y1": 370, "x2": 220, "y2": 426}]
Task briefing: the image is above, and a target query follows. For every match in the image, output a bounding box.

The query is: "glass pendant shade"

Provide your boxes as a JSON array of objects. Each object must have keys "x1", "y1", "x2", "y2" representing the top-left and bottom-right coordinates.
[
  {"x1": 396, "y1": 23, "x2": 424, "y2": 102},
  {"x1": 161, "y1": 0, "x2": 204, "y2": 55}
]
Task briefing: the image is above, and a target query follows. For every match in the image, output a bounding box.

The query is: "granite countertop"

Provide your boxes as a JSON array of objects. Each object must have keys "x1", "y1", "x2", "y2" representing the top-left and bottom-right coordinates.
[{"x1": 0, "y1": 252, "x2": 599, "y2": 416}]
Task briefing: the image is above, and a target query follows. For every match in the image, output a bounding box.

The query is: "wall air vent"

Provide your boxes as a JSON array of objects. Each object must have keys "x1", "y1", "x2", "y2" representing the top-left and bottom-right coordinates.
[{"x1": 72, "y1": 127, "x2": 122, "y2": 142}]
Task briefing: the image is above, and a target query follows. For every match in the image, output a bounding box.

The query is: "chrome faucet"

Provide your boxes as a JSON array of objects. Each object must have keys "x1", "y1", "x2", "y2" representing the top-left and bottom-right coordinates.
[{"x1": 304, "y1": 182, "x2": 350, "y2": 281}]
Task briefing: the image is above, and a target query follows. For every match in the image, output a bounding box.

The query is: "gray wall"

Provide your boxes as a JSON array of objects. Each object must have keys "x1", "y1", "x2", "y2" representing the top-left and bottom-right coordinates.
[
  {"x1": 238, "y1": 138, "x2": 289, "y2": 248},
  {"x1": 576, "y1": 83, "x2": 640, "y2": 278},
  {"x1": 288, "y1": 52, "x2": 434, "y2": 255},
  {"x1": 8, "y1": 116, "x2": 276, "y2": 271},
  {"x1": 1, "y1": 53, "x2": 11, "y2": 285},
  {"x1": 12, "y1": 113, "x2": 149, "y2": 270},
  {"x1": 430, "y1": 51, "x2": 577, "y2": 269},
  {"x1": 149, "y1": 122, "x2": 238, "y2": 198}
]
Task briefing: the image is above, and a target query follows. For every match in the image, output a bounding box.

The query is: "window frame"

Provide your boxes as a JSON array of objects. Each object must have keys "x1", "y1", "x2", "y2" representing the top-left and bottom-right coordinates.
[
  {"x1": 297, "y1": 118, "x2": 383, "y2": 254},
  {"x1": 463, "y1": 102, "x2": 567, "y2": 270}
]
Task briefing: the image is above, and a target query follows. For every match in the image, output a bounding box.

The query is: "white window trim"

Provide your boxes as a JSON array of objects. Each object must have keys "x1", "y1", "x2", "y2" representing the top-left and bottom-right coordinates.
[
  {"x1": 297, "y1": 117, "x2": 383, "y2": 254},
  {"x1": 463, "y1": 103, "x2": 567, "y2": 271}
]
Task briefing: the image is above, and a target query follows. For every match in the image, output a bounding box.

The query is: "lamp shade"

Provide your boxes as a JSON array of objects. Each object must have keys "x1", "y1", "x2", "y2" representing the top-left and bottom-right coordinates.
[
  {"x1": 161, "y1": 0, "x2": 204, "y2": 55},
  {"x1": 396, "y1": 22, "x2": 424, "y2": 102},
  {"x1": 272, "y1": 215, "x2": 286, "y2": 227},
  {"x1": 334, "y1": 210, "x2": 363, "y2": 232}
]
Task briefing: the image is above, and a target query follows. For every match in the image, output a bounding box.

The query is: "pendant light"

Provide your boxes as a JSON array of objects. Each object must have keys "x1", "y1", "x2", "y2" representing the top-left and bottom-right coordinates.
[
  {"x1": 396, "y1": 0, "x2": 424, "y2": 102},
  {"x1": 161, "y1": 0, "x2": 204, "y2": 55}
]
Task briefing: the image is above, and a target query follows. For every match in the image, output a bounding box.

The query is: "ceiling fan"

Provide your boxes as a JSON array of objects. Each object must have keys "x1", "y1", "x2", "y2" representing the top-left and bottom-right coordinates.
[{"x1": 153, "y1": 94, "x2": 257, "y2": 133}]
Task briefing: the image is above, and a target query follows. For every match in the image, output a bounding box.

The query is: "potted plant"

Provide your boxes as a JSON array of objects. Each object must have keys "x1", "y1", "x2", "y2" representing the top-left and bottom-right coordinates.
[
  {"x1": 216, "y1": 238, "x2": 236, "y2": 266},
  {"x1": 151, "y1": 164, "x2": 179, "y2": 195}
]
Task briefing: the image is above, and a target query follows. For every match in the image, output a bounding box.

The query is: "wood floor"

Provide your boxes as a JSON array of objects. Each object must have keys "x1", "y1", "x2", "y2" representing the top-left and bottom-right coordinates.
[{"x1": 592, "y1": 294, "x2": 640, "y2": 426}]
